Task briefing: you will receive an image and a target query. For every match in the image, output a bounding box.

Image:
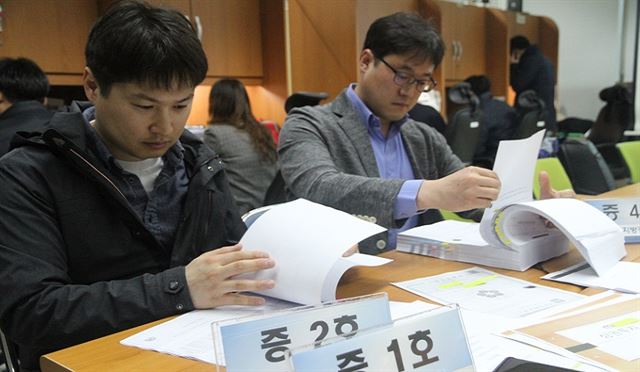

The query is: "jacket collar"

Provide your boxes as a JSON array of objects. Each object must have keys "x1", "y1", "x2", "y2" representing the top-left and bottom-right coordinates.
[{"x1": 331, "y1": 89, "x2": 380, "y2": 177}]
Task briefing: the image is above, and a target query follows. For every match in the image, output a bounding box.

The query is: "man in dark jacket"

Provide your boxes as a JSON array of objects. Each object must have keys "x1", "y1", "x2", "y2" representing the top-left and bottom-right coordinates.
[
  {"x1": 510, "y1": 35, "x2": 557, "y2": 133},
  {"x1": 464, "y1": 75, "x2": 518, "y2": 168},
  {"x1": 0, "y1": 2, "x2": 275, "y2": 370},
  {"x1": 0, "y1": 57, "x2": 53, "y2": 157}
]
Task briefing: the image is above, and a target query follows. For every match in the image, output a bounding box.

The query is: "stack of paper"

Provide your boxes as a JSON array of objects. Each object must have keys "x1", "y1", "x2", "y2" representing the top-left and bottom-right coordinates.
[{"x1": 398, "y1": 130, "x2": 626, "y2": 274}]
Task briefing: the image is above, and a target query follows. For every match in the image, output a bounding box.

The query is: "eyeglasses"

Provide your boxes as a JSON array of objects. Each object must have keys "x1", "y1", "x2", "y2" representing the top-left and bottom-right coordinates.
[{"x1": 376, "y1": 55, "x2": 437, "y2": 93}]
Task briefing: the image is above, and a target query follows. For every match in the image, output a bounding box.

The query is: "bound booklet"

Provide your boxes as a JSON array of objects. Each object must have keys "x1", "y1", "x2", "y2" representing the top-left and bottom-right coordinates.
[
  {"x1": 398, "y1": 131, "x2": 626, "y2": 275},
  {"x1": 239, "y1": 198, "x2": 391, "y2": 304}
]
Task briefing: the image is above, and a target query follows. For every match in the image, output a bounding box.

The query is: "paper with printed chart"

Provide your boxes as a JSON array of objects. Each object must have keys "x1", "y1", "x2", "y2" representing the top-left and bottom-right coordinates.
[
  {"x1": 392, "y1": 267, "x2": 585, "y2": 318},
  {"x1": 398, "y1": 130, "x2": 626, "y2": 275}
]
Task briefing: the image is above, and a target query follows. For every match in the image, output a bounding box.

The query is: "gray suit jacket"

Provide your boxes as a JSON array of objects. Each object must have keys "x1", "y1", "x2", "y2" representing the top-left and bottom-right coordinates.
[{"x1": 279, "y1": 89, "x2": 474, "y2": 253}]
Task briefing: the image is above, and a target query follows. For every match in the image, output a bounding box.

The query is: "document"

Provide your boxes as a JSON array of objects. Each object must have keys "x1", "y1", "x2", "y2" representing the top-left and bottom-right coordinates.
[
  {"x1": 397, "y1": 130, "x2": 626, "y2": 275},
  {"x1": 392, "y1": 267, "x2": 584, "y2": 318},
  {"x1": 501, "y1": 294, "x2": 640, "y2": 371},
  {"x1": 238, "y1": 199, "x2": 391, "y2": 304},
  {"x1": 543, "y1": 261, "x2": 640, "y2": 294},
  {"x1": 121, "y1": 299, "x2": 435, "y2": 366}
]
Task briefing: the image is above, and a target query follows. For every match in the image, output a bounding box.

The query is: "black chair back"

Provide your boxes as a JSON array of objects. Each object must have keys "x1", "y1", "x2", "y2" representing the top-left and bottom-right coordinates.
[
  {"x1": 445, "y1": 82, "x2": 482, "y2": 164},
  {"x1": 596, "y1": 142, "x2": 631, "y2": 187},
  {"x1": 558, "y1": 138, "x2": 616, "y2": 195},
  {"x1": 513, "y1": 90, "x2": 547, "y2": 139},
  {"x1": 588, "y1": 83, "x2": 633, "y2": 145}
]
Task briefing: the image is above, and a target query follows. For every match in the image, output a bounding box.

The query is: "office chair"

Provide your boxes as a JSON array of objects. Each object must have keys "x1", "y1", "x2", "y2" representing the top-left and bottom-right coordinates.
[
  {"x1": 284, "y1": 91, "x2": 329, "y2": 113},
  {"x1": 558, "y1": 138, "x2": 616, "y2": 195},
  {"x1": 513, "y1": 90, "x2": 547, "y2": 140},
  {"x1": 1, "y1": 328, "x2": 19, "y2": 372},
  {"x1": 533, "y1": 158, "x2": 573, "y2": 199},
  {"x1": 616, "y1": 140, "x2": 640, "y2": 183},
  {"x1": 556, "y1": 117, "x2": 592, "y2": 141},
  {"x1": 596, "y1": 143, "x2": 631, "y2": 187},
  {"x1": 588, "y1": 83, "x2": 633, "y2": 145},
  {"x1": 445, "y1": 82, "x2": 483, "y2": 164}
]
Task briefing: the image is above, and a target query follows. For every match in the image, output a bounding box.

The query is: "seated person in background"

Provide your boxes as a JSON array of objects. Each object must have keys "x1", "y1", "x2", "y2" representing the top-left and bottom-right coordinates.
[
  {"x1": 0, "y1": 57, "x2": 53, "y2": 157},
  {"x1": 279, "y1": 12, "x2": 573, "y2": 254},
  {"x1": 464, "y1": 75, "x2": 517, "y2": 168},
  {"x1": 0, "y1": 2, "x2": 275, "y2": 370},
  {"x1": 204, "y1": 78, "x2": 278, "y2": 215},
  {"x1": 408, "y1": 102, "x2": 447, "y2": 135}
]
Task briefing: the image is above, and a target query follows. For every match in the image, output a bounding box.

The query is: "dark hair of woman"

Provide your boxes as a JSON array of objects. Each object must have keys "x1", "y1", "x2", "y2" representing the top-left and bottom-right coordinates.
[{"x1": 208, "y1": 78, "x2": 276, "y2": 163}]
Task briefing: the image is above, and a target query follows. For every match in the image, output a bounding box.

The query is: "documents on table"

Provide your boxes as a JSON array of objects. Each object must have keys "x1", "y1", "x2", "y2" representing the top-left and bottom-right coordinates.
[
  {"x1": 392, "y1": 267, "x2": 585, "y2": 318},
  {"x1": 398, "y1": 130, "x2": 627, "y2": 275},
  {"x1": 120, "y1": 297, "x2": 296, "y2": 364},
  {"x1": 543, "y1": 261, "x2": 640, "y2": 294},
  {"x1": 238, "y1": 199, "x2": 391, "y2": 304},
  {"x1": 501, "y1": 292, "x2": 640, "y2": 371}
]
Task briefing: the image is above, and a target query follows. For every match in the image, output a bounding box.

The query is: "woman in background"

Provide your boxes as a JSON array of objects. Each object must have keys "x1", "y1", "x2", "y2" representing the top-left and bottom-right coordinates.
[{"x1": 204, "y1": 78, "x2": 278, "y2": 215}]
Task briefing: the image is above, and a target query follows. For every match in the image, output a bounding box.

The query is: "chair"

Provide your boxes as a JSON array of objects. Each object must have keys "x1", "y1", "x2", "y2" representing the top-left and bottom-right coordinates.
[
  {"x1": 1, "y1": 328, "x2": 19, "y2": 372},
  {"x1": 616, "y1": 140, "x2": 640, "y2": 183},
  {"x1": 588, "y1": 83, "x2": 633, "y2": 145},
  {"x1": 513, "y1": 90, "x2": 547, "y2": 139},
  {"x1": 596, "y1": 143, "x2": 631, "y2": 187},
  {"x1": 533, "y1": 158, "x2": 573, "y2": 199},
  {"x1": 445, "y1": 82, "x2": 483, "y2": 164},
  {"x1": 558, "y1": 138, "x2": 616, "y2": 195},
  {"x1": 284, "y1": 91, "x2": 329, "y2": 113},
  {"x1": 439, "y1": 209, "x2": 474, "y2": 222}
]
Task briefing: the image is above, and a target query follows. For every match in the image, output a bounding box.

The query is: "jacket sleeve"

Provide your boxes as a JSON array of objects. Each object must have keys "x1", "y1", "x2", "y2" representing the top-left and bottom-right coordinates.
[
  {"x1": 509, "y1": 52, "x2": 542, "y2": 94},
  {"x1": 278, "y1": 108, "x2": 405, "y2": 229},
  {"x1": 0, "y1": 152, "x2": 195, "y2": 360}
]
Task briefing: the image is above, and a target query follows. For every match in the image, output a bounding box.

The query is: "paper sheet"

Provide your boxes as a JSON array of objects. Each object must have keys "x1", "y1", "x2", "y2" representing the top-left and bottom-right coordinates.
[
  {"x1": 480, "y1": 130, "x2": 545, "y2": 248},
  {"x1": 392, "y1": 267, "x2": 584, "y2": 318},
  {"x1": 120, "y1": 297, "x2": 296, "y2": 365},
  {"x1": 544, "y1": 261, "x2": 640, "y2": 294},
  {"x1": 239, "y1": 199, "x2": 388, "y2": 304}
]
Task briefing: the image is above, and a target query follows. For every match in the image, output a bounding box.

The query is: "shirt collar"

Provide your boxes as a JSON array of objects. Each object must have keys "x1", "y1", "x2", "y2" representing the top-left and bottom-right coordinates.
[{"x1": 345, "y1": 84, "x2": 409, "y2": 135}]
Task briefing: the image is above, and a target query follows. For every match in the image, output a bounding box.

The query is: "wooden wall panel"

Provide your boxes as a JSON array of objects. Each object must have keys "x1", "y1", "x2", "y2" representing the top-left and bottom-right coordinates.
[
  {"x1": 0, "y1": 0, "x2": 97, "y2": 76},
  {"x1": 486, "y1": 9, "x2": 509, "y2": 100},
  {"x1": 288, "y1": 0, "x2": 357, "y2": 99}
]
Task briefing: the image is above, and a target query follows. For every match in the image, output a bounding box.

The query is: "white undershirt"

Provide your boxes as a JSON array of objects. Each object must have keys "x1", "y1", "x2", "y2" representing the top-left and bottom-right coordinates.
[{"x1": 115, "y1": 157, "x2": 164, "y2": 194}]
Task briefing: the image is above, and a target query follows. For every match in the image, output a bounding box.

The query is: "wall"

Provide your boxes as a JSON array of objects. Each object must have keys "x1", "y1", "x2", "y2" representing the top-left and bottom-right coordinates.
[
  {"x1": 522, "y1": 0, "x2": 624, "y2": 122},
  {"x1": 449, "y1": 0, "x2": 636, "y2": 123}
]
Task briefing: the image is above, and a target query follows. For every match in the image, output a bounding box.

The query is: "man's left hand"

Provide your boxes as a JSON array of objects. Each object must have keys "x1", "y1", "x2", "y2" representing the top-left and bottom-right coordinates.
[{"x1": 538, "y1": 170, "x2": 576, "y2": 199}]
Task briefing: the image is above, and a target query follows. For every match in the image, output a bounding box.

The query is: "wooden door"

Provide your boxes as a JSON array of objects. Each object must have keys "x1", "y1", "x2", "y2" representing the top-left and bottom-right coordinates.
[
  {"x1": 455, "y1": 5, "x2": 486, "y2": 80},
  {"x1": 192, "y1": 0, "x2": 263, "y2": 78}
]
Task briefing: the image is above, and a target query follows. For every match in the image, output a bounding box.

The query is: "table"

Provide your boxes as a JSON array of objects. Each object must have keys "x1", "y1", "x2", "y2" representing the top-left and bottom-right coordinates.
[{"x1": 40, "y1": 184, "x2": 640, "y2": 371}]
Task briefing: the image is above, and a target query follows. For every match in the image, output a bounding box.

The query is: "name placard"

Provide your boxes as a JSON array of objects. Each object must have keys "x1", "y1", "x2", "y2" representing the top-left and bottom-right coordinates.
[
  {"x1": 287, "y1": 305, "x2": 473, "y2": 371},
  {"x1": 585, "y1": 198, "x2": 640, "y2": 243},
  {"x1": 213, "y1": 293, "x2": 391, "y2": 372}
]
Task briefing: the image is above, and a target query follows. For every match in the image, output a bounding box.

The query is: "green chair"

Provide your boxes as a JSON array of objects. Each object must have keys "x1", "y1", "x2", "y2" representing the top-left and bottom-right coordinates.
[
  {"x1": 439, "y1": 209, "x2": 474, "y2": 222},
  {"x1": 616, "y1": 141, "x2": 640, "y2": 183},
  {"x1": 533, "y1": 157, "x2": 573, "y2": 199}
]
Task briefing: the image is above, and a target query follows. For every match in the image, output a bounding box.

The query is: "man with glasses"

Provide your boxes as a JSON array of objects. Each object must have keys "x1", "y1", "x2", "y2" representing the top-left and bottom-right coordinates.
[
  {"x1": 279, "y1": 12, "x2": 571, "y2": 254},
  {"x1": 278, "y1": 12, "x2": 502, "y2": 253}
]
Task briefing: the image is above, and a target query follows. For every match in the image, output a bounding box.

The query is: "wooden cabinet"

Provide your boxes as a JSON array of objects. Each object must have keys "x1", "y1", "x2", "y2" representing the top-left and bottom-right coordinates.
[
  {"x1": 433, "y1": 1, "x2": 486, "y2": 83},
  {"x1": 0, "y1": 0, "x2": 98, "y2": 85},
  {"x1": 144, "y1": 0, "x2": 263, "y2": 81}
]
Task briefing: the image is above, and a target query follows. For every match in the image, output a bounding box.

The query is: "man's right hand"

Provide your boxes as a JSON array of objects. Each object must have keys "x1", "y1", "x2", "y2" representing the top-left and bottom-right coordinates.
[
  {"x1": 185, "y1": 244, "x2": 276, "y2": 309},
  {"x1": 417, "y1": 166, "x2": 501, "y2": 212}
]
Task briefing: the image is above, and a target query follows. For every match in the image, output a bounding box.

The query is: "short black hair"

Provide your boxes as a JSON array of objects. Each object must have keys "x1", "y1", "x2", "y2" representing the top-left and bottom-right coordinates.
[
  {"x1": 363, "y1": 12, "x2": 445, "y2": 67},
  {"x1": 464, "y1": 75, "x2": 491, "y2": 96},
  {"x1": 85, "y1": 0, "x2": 208, "y2": 96},
  {"x1": 0, "y1": 57, "x2": 50, "y2": 103},
  {"x1": 510, "y1": 35, "x2": 530, "y2": 52}
]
